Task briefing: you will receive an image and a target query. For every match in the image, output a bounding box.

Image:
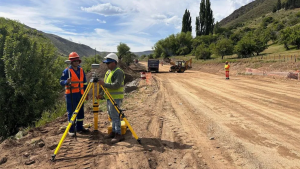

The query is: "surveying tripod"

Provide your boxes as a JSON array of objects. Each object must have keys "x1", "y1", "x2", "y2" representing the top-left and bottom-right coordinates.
[{"x1": 51, "y1": 64, "x2": 141, "y2": 161}]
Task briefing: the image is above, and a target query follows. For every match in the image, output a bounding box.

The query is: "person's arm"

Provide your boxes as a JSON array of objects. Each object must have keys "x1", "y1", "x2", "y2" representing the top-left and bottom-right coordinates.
[
  {"x1": 83, "y1": 69, "x2": 87, "y2": 91},
  {"x1": 103, "y1": 69, "x2": 124, "y2": 89},
  {"x1": 60, "y1": 68, "x2": 69, "y2": 86}
]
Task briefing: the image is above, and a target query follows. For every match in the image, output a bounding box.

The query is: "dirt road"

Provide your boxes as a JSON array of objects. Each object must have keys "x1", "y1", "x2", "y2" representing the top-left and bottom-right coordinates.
[
  {"x1": 141, "y1": 62, "x2": 300, "y2": 169},
  {"x1": 1, "y1": 62, "x2": 300, "y2": 169}
]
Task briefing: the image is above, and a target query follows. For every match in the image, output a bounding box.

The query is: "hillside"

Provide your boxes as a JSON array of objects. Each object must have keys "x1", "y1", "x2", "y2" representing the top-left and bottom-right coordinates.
[
  {"x1": 22, "y1": 24, "x2": 104, "y2": 57},
  {"x1": 133, "y1": 50, "x2": 153, "y2": 57},
  {"x1": 219, "y1": 0, "x2": 278, "y2": 27},
  {"x1": 42, "y1": 33, "x2": 103, "y2": 57}
]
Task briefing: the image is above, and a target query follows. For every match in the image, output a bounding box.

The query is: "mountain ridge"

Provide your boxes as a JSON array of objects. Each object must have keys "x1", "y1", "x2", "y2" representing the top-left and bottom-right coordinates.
[{"x1": 219, "y1": 0, "x2": 278, "y2": 27}]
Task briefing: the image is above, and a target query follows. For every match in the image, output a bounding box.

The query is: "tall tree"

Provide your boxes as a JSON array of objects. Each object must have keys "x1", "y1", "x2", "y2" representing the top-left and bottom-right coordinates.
[
  {"x1": 277, "y1": 0, "x2": 282, "y2": 10},
  {"x1": 181, "y1": 9, "x2": 192, "y2": 33},
  {"x1": 195, "y1": 16, "x2": 200, "y2": 36},
  {"x1": 117, "y1": 42, "x2": 130, "y2": 60},
  {"x1": 195, "y1": 0, "x2": 214, "y2": 36},
  {"x1": 205, "y1": 0, "x2": 214, "y2": 35}
]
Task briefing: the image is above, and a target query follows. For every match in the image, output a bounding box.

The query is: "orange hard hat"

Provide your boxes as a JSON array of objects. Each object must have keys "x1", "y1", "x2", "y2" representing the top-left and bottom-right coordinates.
[
  {"x1": 225, "y1": 61, "x2": 228, "y2": 63},
  {"x1": 69, "y1": 52, "x2": 81, "y2": 63},
  {"x1": 69, "y1": 52, "x2": 79, "y2": 59}
]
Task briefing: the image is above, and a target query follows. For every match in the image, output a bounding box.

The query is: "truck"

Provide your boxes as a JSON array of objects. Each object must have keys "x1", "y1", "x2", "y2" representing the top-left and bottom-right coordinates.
[
  {"x1": 147, "y1": 59, "x2": 159, "y2": 72},
  {"x1": 169, "y1": 58, "x2": 192, "y2": 73}
]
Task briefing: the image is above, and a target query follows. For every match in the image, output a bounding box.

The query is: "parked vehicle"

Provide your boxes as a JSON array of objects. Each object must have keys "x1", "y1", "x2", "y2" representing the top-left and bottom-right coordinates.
[{"x1": 148, "y1": 59, "x2": 159, "y2": 72}]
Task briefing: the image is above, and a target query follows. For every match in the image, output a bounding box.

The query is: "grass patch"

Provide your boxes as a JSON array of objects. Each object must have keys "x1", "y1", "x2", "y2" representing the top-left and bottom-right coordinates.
[
  {"x1": 261, "y1": 44, "x2": 287, "y2": 54},
  {"x1": 34, "y1": 101, "x2": 67, "y2": 128}
]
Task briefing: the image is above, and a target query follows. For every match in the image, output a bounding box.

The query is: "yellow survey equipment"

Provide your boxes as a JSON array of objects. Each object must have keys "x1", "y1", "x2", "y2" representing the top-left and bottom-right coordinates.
[
  {"x1": 108, "y1": 120, "x2": 127, "y2": 135},
  {"x1": 51, "y1": 64, "x2": 141, "y2": 161}
]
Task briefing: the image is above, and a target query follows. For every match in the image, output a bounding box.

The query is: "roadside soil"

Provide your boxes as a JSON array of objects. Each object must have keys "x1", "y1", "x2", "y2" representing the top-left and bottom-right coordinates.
[{"x1": 1, "y1": 61, "x2": 300, "y2": 169}]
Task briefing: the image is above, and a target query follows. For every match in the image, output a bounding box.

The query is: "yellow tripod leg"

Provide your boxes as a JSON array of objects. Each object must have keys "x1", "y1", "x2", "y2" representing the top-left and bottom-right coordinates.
[
  {"x1": 100, "y1": 85, "x2": 141, "y2": 144},
  {"x1": 93, "y1": 83, "x2": 99, "y2": 131},
  {"x1": 51, "y1": 82, "x2": 93, "y2": 161}
]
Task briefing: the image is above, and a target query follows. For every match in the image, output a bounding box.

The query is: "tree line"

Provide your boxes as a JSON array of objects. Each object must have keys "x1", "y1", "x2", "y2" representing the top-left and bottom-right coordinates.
[
  {"x1": 150, "y1": 0, "x2": 300, "y2": 60},
  {"x1": 273, "y1": 0, "x2": 300, "y2": 12}
]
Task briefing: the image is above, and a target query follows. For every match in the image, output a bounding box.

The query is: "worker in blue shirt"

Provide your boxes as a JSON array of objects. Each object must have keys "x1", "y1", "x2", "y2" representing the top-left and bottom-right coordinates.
[{"x1": 60, "y1": 52, "x2": 89, "y2": 136}]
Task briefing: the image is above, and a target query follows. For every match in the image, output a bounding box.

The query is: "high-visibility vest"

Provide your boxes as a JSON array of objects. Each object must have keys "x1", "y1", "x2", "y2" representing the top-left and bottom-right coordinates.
[
  {"x1": 225, "y1": 64, "x2": 230, "y2": 71},
  {"x1": 65, "y1": 68, "x2": 84, "y2": 95},
  {"x1": 104, "y1": 68, "x2": 125, "y2": 99}
]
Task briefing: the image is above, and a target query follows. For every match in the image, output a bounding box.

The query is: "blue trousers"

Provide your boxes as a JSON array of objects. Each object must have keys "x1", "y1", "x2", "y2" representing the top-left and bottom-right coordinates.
[
  {"x1": 66, "y1": 92, "x2": 84, "y2": 132},
  {"x1": 107, "y1": 99, "x2": 123, "y2": 134}
]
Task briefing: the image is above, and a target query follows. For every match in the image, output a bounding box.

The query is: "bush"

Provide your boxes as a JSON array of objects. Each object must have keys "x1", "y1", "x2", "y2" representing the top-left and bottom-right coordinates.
[
  {"x1": 213, "y1": 38, "x2": 234, "y2": 59},
  {"x1": 0, "y1": 20, "x2": 64, "y2": 138},
  {"x1": 195, "y1": 43, "x2": 211, "y2": 60},
  {"x1": 287, "y1": 17, "x2": 300, "y2": 26},
  {"x1": 234, "y1": 33, "x2": 256, "y2": 58},
  {"x1": 276, "y1": 22, "x2": 285, "y2": 31},
  {"x1": 263, "y1": 17, "x2": 274, "y2": 24}
]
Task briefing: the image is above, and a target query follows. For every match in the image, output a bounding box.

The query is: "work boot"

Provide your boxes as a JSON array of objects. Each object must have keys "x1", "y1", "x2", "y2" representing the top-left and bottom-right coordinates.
[
  {"x1": 111, "y1": 133, "x2": 125, "y2": 144},
  {"x1": 78, "y1": 128, "x2": 90, "y2": 134},
  {"x1": 104, "y1": 132, "x2": 115, "y2": 139},
  {"x1": 68, "y1": 131, "x2": 75, "y2": 137}
]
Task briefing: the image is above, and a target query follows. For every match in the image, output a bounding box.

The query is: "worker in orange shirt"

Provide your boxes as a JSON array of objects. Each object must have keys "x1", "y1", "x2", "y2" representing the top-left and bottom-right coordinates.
[{"x1": 225, "y1": 61, "x2": 230, "y2": 80}]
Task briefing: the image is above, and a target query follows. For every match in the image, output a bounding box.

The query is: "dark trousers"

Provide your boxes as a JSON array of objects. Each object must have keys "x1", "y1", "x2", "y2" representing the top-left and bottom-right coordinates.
[{"x1": 66, "y1": 92, "x2": 84, "y2": 132}]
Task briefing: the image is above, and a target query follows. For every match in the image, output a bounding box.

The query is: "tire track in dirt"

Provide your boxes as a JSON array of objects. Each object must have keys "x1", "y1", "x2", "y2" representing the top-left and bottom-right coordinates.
[
  {"x1": 143, "y1": 76, "x2": 208, "y2": 168},
  {"x1": 154, "y1": 75, "x2": 235, "y2": 169},
  {"x1": 188, "y1": 77, "x2": 300, "y2": 135},
  {"x1": 186, "y1": 78, "x2": 300, "y2": 141},
  {"x1": 165, "y1": 77, "x2": 262, "y2": 168},
  {"x1": 53, "y1": 134, "x2": 96, "y2": 169},
  {"x1": 155, "y1": 70, "x2": 300, "y2": 168},
  {"x1": 185, "y1": 78, "x2": 300, "y2": 167}
]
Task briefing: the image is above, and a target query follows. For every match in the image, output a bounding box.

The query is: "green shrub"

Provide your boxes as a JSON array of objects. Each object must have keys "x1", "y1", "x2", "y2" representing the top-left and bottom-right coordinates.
[
  {"x1": 195, "y1": 43, "x2": 211, "y2": 60},
  {"x1": 0, "y1": 18, "x2": 64, "y2": 138}
]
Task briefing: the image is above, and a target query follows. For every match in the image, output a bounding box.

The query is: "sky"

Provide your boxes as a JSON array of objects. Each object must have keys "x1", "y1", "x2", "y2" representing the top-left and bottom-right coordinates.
[{"x1": 0, "y1": 0, "x2": 253, "y2": 52}]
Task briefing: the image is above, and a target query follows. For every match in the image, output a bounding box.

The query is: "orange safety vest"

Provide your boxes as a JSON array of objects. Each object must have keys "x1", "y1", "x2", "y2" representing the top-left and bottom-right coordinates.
[
  {"x1": 65, "y1": 68, "x2": 84, "y2": 94},
  {"x1": 225, "y1": 64, "x2": 230, "y2": 71}
]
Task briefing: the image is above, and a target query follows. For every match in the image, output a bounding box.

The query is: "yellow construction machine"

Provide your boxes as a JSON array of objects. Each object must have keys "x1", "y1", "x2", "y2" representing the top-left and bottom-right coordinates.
[{"x1": 169, "y1": 58, "x2": 192, "y2": 73}]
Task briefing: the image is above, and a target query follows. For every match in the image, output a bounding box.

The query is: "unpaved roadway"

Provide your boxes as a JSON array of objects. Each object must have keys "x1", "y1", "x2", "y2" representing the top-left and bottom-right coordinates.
[
  {"x1": 1, "y1": 62, "x2": 300, "y2": 169},
  {"x1": 138, "y1": 62, "x2": 300, "y2": 169}
]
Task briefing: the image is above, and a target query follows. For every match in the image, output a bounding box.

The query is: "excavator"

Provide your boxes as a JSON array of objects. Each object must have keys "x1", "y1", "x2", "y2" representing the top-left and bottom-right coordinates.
[{"x1": 169, "y1": 58, "x2": 192, "y2": 73}]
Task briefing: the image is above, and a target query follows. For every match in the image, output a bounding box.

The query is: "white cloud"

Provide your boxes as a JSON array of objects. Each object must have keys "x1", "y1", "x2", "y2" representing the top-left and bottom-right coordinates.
[
  {"x1": 96, "y1": 19, "x2": 106, "y2": 23},
  {"x1": 59, "y1": 28, "x2": 153, "y2": 52},
  {"x1": 81, "y1": 3, "x2": 126, "y2": 16},
  {"x1": 226, "y1": 0, "x2": 254, "y2": 13},
  {"x1": 165, "y1": 16, "x2": 181, "y2": 27},
  {"x1": 151, "y1": 14, "x2": 167, "y2": 20},
  {"x1": 150, "y1": 14, "x2": 181, "y2": 28}
]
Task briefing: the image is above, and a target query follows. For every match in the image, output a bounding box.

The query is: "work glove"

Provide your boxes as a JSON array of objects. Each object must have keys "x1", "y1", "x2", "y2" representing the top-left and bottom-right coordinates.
[
  {"x1": 96, "y1": 95, "x2": 103, "y2": 100},
  {"x1": 66, "y1": 78, "x2": 71, "y2": 84}
]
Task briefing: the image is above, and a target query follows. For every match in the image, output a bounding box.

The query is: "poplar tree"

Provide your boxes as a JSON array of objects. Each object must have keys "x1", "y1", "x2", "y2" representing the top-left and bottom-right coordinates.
[
  {"x1": 181, "y1": 9, "x2": 192, "y2": 33},
  {"x1": 195, "y1": 0, "x2": 214, "y2": 36}
]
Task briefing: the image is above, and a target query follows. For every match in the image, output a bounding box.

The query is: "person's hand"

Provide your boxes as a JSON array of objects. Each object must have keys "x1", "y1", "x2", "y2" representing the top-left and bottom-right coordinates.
[
  {"x1": 96, "y1": 95, "x2": 102, "y2": 99},
  {"x1": 66, "y1": 78, "x2": 71, "y2": 84},
  {"x1": 85, "y1": 95, "x2": 89, "y2": 101},
  {"x1": 98, "y1": 80, "x2": 105, "y2": 86}
]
